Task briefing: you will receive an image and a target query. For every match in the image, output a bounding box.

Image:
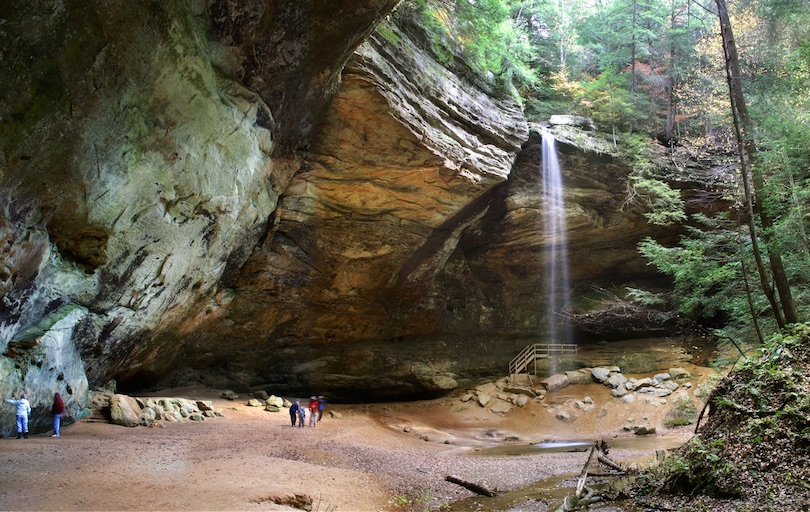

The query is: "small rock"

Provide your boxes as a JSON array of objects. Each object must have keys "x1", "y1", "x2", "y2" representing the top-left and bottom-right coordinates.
[
  {"x1": 489, "y1": 400, "x2": 512, "y2": 414},
  {"x1": 621, "y1": 394, "x2": 636, "y2": 403},
  {"x1": 196, "y1": 400, "x2": 214, "y2": 411},
  {"x1": 189, "y1": 413, "x2": 205, "y2": 421},
  {"x1": 555, "y1": 411, "x2": 576, "y2": 423},
  {"x1": 653, "y1": 373, "x2": 671, "y2": 383},
  {"x1": 247, "y1": 399, "x2": 262, "y2": 407},
  {"x1": 610, "y1": 386, "x2": 628, "y2": 397},
  {"x1": 460, "y1": 393, "x2": 475, "y2": 402},
  {"x1": 221, "y1": 390, "x2": 238, "y2": 400},
  {"x1": 477, "y1": 393, "x2": 492, "y2": 407},
  {"x1": 661, "y1": 380, "x2": 680, "y2": 391}
]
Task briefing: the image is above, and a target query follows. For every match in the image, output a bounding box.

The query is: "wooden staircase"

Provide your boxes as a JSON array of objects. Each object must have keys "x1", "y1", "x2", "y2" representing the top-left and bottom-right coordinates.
[{"x1": 508, "y1": 343, "x2": 579, "y2": 386}]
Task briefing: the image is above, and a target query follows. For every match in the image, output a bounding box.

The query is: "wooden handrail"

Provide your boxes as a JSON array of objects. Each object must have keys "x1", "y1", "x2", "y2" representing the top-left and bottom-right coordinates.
[{"x1": 509, "y1": 343, "x2": 579, "y2": 384}]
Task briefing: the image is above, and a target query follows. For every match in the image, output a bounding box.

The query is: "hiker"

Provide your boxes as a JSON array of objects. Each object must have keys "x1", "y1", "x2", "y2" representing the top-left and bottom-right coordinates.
[
  {"x1": 297, "y1": 403, "x2": 306, "y2": 427},
  {"x1": 308, "y1": 396, "x2": 318, "y2": 427},
  {"x1": 318, "y1": 396, "x2": 325, "y2": 421},
  {"x1": 289, "y1": 400, "x2": 300, "y2": 427},
  {"x1": 5, "y1": 393, "x2": 32, "y2": 439},
  {"x1": 51, "y1": 392, "x2": 64, "y2": 437}
]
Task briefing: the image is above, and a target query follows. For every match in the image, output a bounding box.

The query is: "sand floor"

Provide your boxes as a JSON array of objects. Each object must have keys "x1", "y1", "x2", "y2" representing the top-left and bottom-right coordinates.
[{"x1": 0, "y1": 382, "x2": 698, "y2": 512}]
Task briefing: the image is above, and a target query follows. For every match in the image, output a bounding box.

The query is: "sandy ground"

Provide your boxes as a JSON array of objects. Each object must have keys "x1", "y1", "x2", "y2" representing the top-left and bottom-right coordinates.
[{"x1": 0, "y1": 381, "x2": 699, "y2": 512}]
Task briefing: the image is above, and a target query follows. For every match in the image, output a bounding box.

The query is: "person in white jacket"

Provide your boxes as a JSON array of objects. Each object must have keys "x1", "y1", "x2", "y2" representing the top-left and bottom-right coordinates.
[{"x1": 5, "y1": 393, "x2": 32, "y2": 439}]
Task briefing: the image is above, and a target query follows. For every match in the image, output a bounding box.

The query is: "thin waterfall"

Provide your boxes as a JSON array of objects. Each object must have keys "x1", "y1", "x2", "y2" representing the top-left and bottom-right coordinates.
[{"x1": 541, "y1": 129, "x2": 573, "y2": 346}]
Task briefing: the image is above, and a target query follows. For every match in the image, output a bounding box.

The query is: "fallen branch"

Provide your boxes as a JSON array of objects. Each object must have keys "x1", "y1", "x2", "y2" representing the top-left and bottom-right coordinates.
[
  {"x1": 576, "y1": 444, "x2": 598, "y2": 497},
  {"x1": 596, "y1": 453, "x2": 624, "y2": 473},
  {"x1": 445, "y1": 475, "x2": 496, "y2": 497}
]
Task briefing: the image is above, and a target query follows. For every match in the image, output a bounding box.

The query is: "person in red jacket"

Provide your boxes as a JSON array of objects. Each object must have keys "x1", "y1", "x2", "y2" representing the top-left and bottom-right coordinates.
[
  {"x1": 308, "y1": 396, "x2": 319, "y2": 427},
  {"x1": 51, "y1": 392, "x2": 64, "y2": 437}
]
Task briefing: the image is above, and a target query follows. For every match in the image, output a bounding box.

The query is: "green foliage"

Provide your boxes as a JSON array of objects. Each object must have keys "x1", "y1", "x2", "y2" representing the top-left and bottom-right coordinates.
[
  {"x1": 625, "y1": 287, "x2": 666, "y2": 306},
  {"x1": 635, "y1": 325, "x2": 810, "y2": 504},
  {"x1": 637, "y1": 214, "x2": 759, "y2": 323},
  {"x1": 619, "y1": 134, "x2": 686, "y2": 226},
  {"x1": 402, "y1": 0, "x2": 540, "y2": 93},
  {"x1": 663, "y1": 395, "x2": 698, "y2": 428}
]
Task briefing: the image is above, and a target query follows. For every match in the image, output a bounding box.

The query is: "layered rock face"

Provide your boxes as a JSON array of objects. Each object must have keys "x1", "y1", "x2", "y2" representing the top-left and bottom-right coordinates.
[
  {"x1": 1, "y1": 1, "x2": 673, "y2": 429},
  {"x1": 0, "y1": 0, "x2": 398, "y2": 434}
]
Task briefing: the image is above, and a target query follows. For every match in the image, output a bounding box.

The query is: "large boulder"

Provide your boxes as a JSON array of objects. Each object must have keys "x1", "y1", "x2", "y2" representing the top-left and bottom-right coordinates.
[{"x1": 109, "y1": 394, "x2": 142, "y2": 427}]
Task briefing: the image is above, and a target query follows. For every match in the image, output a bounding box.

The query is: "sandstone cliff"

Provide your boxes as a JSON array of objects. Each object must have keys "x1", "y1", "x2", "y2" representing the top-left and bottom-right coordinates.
[{"x1": 1, "y1": 1, "x2": 674, "y2": 433}]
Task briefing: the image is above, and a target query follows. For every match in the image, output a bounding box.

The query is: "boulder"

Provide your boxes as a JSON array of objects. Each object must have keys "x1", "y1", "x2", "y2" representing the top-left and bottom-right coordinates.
[
  {"x1": 621, "y1": 394, "x2": 636, "y2": 403},
  {"x1": 591, "y1": 368, "x2": 611, "y2": 383},
  {"x1": 669, "y1": 367, "x2": 691, "y2": 379},
  {"x1": 266, "y1": 395, "x2": 284, "y2": 408},
  {"x1": 247, "y1": 399, "x2": 262, "y2": 407},
  {"x1": 653, "y1": 373, "x2": 671, "y2": 383},
  {"x1": 109, "y1": 394, "x2": 142, "y2": 427},
  {"x1": 502, "y1": 386, "x2": 537, "y2": 397},
  {"x1": 606, "y1": 373, "x2": 628, "y2": 389},
  {"x1": 514, "y1": 395, "x2": 529, "y2": 407},
  {"x1": 565, "y1": 369, "x2": 593, "y2": 385},
  {"x1": 542, "y1": 373, "x2": 570, "y2": 392},
  {"x1": 477, "y1": 393, "x2": 492, "y2": 407},
  {"x1": 221, "y1": 390, "x2": 238, "y2": 400},
  {"x1": 253, "y1": 391, "x2": 269, "y2": 401}
]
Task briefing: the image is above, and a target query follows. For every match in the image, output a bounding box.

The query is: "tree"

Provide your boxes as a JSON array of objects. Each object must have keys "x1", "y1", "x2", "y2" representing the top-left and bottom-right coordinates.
[{"x1": 714, "y1": 0, "x2": 798, "y2": 326}]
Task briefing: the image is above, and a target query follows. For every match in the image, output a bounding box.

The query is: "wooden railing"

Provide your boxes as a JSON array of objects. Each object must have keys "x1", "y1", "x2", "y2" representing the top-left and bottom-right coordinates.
[{"x1": 508, "y1": 343, "x2": 579, "y2": 385}]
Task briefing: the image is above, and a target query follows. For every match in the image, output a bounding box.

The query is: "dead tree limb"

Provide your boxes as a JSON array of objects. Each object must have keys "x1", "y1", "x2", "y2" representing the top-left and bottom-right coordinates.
[
  {"x1": 445, "y1": 475, "x2": 496, "y2": 497},
  {"x1": 576, "y1": 444, "x2": 598, "y2": 498},
  {"x1": 596, "y1": 453, "x2": 624, "y2": 473}
]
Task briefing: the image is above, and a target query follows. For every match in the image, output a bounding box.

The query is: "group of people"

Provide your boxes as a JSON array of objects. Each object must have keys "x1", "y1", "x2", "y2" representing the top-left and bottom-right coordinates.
[
  {"x1": 288, "y1": 396, "x2": 324, "y2": 427},
  {"x1": 4, "y1": 392, "x2": 64, "y2": 439}
]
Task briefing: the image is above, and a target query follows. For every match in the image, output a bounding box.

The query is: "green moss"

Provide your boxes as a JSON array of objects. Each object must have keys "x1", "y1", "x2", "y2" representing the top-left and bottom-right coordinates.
[{"x1": 11, "y1": 304, "x2": 83, "y2": 345}]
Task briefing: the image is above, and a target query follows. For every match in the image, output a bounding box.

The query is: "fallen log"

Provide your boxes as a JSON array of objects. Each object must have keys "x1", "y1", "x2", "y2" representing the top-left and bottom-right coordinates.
[
  {"x1": 445, "y1": 475, "x2": 496, "y2": 497},
  {"x1": 576, "y1": 444, "x2": 598, "y2": 498}
]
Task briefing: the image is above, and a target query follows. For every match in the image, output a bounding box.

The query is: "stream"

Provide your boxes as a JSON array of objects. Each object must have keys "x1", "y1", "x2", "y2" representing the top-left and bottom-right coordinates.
[{"x1": 448, "y1": 437, "x2": 685, "y2": 511}]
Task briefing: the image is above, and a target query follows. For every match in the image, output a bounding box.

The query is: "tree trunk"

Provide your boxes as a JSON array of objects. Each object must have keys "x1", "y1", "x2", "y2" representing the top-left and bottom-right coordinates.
[
  {"x1": 631, "y1": 0, "x2": 638, "y2": 94},
  {"x1": 715, "y1": 0, "x2": 798, "y2": 325},
  {"x1": 665, "y1": 0, "x2": 677, "y2": 144}
]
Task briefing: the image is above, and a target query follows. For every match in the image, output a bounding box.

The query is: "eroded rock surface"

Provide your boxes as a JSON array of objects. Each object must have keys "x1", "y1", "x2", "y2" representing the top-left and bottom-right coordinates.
[{"x1": 1, "y1": 2, "x2": 680, "y2": 429}]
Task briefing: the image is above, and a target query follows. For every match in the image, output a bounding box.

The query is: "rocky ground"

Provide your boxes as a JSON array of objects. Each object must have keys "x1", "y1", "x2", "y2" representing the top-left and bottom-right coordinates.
[{"x1": 0, "y1": 368, "x2": 706, "y2": 512}]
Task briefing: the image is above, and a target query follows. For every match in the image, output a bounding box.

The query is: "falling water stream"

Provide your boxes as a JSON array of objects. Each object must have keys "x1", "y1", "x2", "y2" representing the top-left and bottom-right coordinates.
[
  {"x1": 541, "y1": 129, "x2": 572, "y2": 346},
  {"x1": 541, "y1": 129, "x2": 573, "y2": 381}
]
